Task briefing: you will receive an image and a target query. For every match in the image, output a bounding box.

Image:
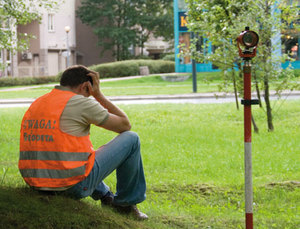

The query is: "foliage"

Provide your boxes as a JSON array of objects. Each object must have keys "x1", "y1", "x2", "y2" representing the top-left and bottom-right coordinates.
[
  {"x1": 0, "y1": 75, "x2": 58, "y2": 87},
  {"x1": 0, "y1": 0, "x2": 61, "y2": 72},
  {"x1": 162, "y1": 53, "x2": 175, "y2": 61},
  {"x1": 130, "y1": 55, "x2": 152, "y2": 60},
  {"x1": 135, "y1": 0, "x2": 174, "y2": 56},
  {"x1": 0, "y1": 0, "x2": 60, "y2": 52},
  {"x1": 77, "y1": 0, "x2": 173, "y2": 60},
  {"x1": 185, "y1": 0, "x2": 299, "y2": 131},
  {"x1": 89, "y1": 60, "x2": 175, "y2": 78},
  {"x1": 294, "y1": 69, "x2": 300, "y2": 77}
]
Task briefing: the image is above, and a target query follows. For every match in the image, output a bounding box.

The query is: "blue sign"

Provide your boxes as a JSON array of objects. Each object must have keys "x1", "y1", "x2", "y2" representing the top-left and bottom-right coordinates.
[{"x1": 179, "y1": 12, "x2": 188, "y2": 32}]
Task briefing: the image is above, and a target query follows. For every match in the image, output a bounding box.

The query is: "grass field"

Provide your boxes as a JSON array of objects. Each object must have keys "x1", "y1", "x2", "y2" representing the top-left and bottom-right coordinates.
[
  {"x1": 0, "y1": 74, "x2": 222, "y2": 99},
  {"x1": 1, "y1": 72, "x2": 298, "y2": 99},
  {"x1": 0, "y1": 100, "x2": 299, "y2": 228}
]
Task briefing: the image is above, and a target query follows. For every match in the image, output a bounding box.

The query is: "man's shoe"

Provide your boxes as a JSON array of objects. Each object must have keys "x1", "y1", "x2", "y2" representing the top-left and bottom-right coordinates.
[
  {"x1": 100, "y1": 191, "x2": 114, "y2": 206},
  {"x1": 112, "y1": 204, "x2": 148, "y2": 220}
]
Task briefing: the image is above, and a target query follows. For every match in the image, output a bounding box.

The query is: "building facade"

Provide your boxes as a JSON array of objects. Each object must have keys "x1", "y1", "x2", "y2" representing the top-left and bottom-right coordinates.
[
  {"x1": 16, "y1": 2, "x2": 77, "y2": 77},
  {"x1": 0, "y1": 0, "x2": 170, "y2": 78},
  {"x1": 1, "y1": 0, "x2": 115, "y2": 78}
]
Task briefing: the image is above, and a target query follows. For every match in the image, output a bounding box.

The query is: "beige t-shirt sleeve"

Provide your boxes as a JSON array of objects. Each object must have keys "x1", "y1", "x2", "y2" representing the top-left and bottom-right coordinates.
[{"x1": 60, "y1": 95, "x2": 109, "y2": 137}]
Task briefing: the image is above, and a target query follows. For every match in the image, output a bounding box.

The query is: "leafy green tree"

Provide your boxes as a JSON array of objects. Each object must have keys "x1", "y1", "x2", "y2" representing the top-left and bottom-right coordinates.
[
  {"x1": 0, "y1": 0, "x2": 59, "y2": 73},
  {"x1": 77, "y1": 0, "x2": 173, "y2": 60},
  {"x1": 77, "y1": 0, "x2": 139, "y2": 61},
  {"x1": 0, "y1": 0, "x2": 59, "y2": 52},
  {"x1": 186, "y1": 0, "x2": 299, "y2": 131},
  {"x1": 136, "y1": 0, "x2": 173, "y2": 55}
]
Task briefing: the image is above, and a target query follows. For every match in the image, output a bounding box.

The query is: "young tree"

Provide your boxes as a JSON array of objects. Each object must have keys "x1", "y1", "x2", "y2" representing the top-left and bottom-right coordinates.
[
  {"x1": 186, "y1": 0, "x2": 299, "y2": 131},
  {"x1": 0, "y1": 0, "x2": 59, "y2": 51},
  {"x1": 0, "y1": 0, "x2": 60, "y2": 73},
  {"x1": 77, "y1": 0, "x2": 173, "y2": 60}
]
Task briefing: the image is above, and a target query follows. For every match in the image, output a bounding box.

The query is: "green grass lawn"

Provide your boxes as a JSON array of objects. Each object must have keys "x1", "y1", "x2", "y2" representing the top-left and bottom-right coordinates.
[
  {"x1": 0, "y1": 74, "x2": 223, "y2": 99},
  {"x1": 1, "y1": 72, "x2": 299, "y2": 100},
  {"x1": 0, "y1": 100, "x2": 299, "y2": 228}
]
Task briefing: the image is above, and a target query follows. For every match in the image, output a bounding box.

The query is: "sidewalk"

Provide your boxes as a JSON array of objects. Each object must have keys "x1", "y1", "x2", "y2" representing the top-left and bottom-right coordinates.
[
  {"x1": 0, "y1": 73, "x2": 185, "y2": 92},
  {"x1": 0, "y1": 73, "x2": 300, "y2": 105},
  {"x1": 1, "y1": 90, "x2": 300, "y2": 105}
]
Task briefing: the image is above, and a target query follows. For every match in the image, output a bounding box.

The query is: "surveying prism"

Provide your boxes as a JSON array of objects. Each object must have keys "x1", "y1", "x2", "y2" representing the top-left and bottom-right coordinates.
[
  {"x1": 237, "y1": 26, "x2": 259, "y2": 59},
  {"x1": 237, "y1": 26, "x2": 259, "y2": 229}
]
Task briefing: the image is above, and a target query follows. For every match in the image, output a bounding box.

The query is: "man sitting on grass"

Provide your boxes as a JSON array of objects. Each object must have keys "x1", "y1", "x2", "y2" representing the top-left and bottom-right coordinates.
[{"x1": 18, "y1": 65, "x2": 147, "y2": 220}]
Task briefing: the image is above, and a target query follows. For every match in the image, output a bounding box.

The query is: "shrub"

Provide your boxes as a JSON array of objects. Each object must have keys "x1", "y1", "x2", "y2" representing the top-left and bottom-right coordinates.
[
  {"x1": 0, "y1": 60, "x2": 175, "y2": 87},
  {"x1": 130, "y1": 55, "x2": 152, "y2": 60},
  {"x1": 162, "y1": 54, "x2": 175, "y2": 62},
  {"x1": 89, "y1": 59, "x2": 175, "y2": 78},
  {"x1": 90, "y1": 61, "x2": 140, "y2": 78},
  {"x1": 0, "y1": 76, "x2": 58, "y2": 87},
  {"x1": 294, "y1": 69, "x2": 300, "y2": 77}
]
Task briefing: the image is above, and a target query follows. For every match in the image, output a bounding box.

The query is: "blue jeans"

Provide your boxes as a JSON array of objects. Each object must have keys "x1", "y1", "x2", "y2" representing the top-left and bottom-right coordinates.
[{"x1": 65, "y1": 131, "x2": 146, "y2": 205}]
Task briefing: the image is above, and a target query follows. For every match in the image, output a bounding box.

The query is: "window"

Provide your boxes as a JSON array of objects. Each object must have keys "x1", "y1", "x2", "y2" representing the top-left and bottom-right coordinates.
[{"x1": 48, "y1": 14, "x2": 55, "y2": 32}]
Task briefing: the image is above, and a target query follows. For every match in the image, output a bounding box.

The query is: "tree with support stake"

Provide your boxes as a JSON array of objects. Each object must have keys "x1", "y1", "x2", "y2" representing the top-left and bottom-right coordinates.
[{"x1": 237, "y1": 26, "x2": 259, "y2": 229}]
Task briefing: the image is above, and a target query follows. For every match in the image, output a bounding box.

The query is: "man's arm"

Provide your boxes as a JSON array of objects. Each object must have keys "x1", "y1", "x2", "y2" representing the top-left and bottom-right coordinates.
[{"x1": 87, "y1": 71, "x2": 131, "y2": 133}]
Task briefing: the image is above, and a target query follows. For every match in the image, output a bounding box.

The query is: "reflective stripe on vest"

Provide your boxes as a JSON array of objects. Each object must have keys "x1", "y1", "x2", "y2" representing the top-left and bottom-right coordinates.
[
  {"x1": 20, "y1": 151, "x2": 90, "y2": 161},
  {"x1": 20, "y1": 165, "x2": 86, "y2": 179}
]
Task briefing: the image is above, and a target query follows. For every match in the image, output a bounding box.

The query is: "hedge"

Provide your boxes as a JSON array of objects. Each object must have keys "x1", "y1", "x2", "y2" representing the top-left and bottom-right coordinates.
[
  {"x1": 89, "y1": 59, "x2": 175, "y2": 78},
  {"x1": 0, "y1": 76, "x2": 58, "y2": 87},
  {"x1": 0, "y1": 60, "x2": 175, "y2": 87},
  {"x1": 162, "y1": 54, "x2": 175, "y2": 62}
]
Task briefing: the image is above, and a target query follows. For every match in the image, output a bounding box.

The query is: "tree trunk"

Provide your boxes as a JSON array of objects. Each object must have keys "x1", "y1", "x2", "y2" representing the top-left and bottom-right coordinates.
[
  {"x1": 264, "y1": 76, "x2": 274, "y2": 131},
  {"x1": 262, "y1": 1, "x2": 274, "y2": 132},
  {"x1": 232, "y1": 68, "x2": 239, "y2": 110},
  {"x1": 116, "y1": 44, "x2": 121, "y2": 61},
  {"x1": 141, "y1": 43, "x2": 144, "y2": 56},
  {"x1": 251, "y1": 115, "x2": 259, "y2": 133},
  {"x1": 253, "y1": 70, "x2": 262, "y2": 108}
]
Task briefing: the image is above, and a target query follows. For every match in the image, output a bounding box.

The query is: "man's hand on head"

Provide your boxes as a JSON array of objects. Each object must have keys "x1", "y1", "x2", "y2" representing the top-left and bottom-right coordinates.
[
  {"x1": 86, "y1": 70, "x2": 131, "y2": 133},
  {"x1": 87, "y1": 71, "x2": 102, "y2": 98}
]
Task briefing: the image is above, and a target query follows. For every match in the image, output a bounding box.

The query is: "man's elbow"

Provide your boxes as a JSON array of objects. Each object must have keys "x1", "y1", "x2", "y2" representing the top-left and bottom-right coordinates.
[
  {"x1": 122, "y1": 121, "x2": 131, "y2": 132},
  {"x1": 115, "y1": 118, "x2": 131, "y2": 133}
]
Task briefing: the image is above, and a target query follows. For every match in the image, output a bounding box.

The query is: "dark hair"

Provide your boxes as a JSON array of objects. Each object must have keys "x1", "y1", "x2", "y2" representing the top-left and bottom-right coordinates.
[{"x1": 60, "y1": 65, "x2": 92, "y2": 87}]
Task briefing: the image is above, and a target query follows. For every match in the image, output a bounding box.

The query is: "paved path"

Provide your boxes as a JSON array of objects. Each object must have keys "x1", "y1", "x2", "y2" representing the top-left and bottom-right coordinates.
[
  {"x1": 0, "y1": 74, "x2": 299, "y2": 107},
  {"x1": 1, "y1": 91, "x2": 300, "y2": 108},
  {"x1": 0, "y1": 73, "x2": 184, "y2": 92}
]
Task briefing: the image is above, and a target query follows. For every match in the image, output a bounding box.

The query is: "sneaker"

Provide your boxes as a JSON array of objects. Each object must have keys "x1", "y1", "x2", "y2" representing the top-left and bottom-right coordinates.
[{"x1": 112, "y1": 204, "x2": 148, "y2": 220}]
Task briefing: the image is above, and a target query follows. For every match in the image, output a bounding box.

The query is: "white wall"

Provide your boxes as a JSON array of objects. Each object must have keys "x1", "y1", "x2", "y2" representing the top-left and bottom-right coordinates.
[{"x1": 40, "y1": 0, "x2": 76, "y2": 50}]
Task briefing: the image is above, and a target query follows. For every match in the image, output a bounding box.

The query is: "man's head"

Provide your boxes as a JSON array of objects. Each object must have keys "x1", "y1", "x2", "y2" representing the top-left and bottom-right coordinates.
[
  {"x1": 60, "y1": 65, "x2": 93, "y2": 88},
  {"x1": 60, "y1": 65, "x2": 94, "y2": 97}
]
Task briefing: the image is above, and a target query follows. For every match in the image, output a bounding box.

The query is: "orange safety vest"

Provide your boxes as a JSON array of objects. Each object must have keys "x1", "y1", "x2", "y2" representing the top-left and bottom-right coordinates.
[{"x1": 19, "y1": 89, "x2": 95, "y2": 188}]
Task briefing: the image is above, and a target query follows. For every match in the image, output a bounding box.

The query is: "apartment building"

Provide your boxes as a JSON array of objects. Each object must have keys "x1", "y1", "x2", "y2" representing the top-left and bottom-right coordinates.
[
  {"x1": 1, "y1": 0, "x2": 169, "y2": 77},
  {"x1": 1, "y1": 0, "x2": 115, "y2": 77}
]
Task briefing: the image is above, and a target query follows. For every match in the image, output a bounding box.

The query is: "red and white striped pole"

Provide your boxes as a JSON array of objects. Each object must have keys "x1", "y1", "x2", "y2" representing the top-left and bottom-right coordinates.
[
  {"x1": 237, "y1": 27, "x2": 259, "y2": 229},
  {"x1": 243, "y1": 60, "x2": 253, "y2": 229}
]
